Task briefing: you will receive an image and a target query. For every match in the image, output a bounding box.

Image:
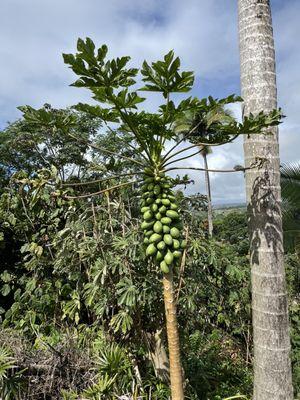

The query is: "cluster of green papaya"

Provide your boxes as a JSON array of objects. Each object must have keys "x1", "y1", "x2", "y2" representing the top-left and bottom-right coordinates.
[{"x1": 140, "y1": 168, "x2": 186, "y2": 274}]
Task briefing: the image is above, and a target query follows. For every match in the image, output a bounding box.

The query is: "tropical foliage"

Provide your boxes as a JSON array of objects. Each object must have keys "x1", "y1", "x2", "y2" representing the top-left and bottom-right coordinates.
[
  {"x1": 0, "y1": 40, "x2": 298, "y2": 399},
  {"x1": 281, "y1": 163, "x2": 300, "y2": 255}
]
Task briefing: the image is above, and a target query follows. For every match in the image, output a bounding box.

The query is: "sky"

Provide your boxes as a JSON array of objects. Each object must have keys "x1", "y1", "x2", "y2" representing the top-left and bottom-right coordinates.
[{"x1": 0, "y1": 0, "x2": 299, "y2": 204}]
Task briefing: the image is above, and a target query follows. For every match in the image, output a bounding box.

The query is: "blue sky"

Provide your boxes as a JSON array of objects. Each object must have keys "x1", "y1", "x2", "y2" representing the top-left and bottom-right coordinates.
[{"x1": 0, "y1": 0, "x2": 299, "y2": 204}]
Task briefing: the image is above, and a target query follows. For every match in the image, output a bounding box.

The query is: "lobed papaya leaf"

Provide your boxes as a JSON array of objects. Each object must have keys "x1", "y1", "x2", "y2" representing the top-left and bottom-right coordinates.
[{"x1": 140, "y1": 51, "x2": 194, "y2": 98}]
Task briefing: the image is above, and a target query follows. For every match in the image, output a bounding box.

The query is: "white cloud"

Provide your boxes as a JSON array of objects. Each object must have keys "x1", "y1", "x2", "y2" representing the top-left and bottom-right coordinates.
[
  {"x1": 0, "y1": 0, "x2": 298, "y2": 204},
  {"x1": 273, "y1": 0, "x2": 300, "y2": 164},
  {"x1": 0, "y1": 0, "x2": 238, "y2": 121}
]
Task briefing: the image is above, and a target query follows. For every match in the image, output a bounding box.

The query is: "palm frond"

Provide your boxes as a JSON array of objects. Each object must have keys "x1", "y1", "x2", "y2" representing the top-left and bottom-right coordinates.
[
  {"x1": 280, "y1": 162, "x2": 300, "y2": 253},
  {"x1": 281, "y1": 163, "x2": 300, "y2": 204},
  {"x1": 0, "y1": 347, "x2": 15, "y2": 381}
]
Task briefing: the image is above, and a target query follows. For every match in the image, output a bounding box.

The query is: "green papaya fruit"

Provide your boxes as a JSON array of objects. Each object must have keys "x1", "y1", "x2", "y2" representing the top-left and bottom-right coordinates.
[
  {"x1": 163, "y1": 225, "x2": 170, "y2": 233},
  {"x1": 161, "y1": 199, "x2": 171, "y2": 206},
  {"x1": 173, "y1": 250, "x2": 182, "y2": 258},
  {"x1": 141, "y1": 206, "x2": 150, "y2": 213},
  {"x1": 143, "y1": 210, "x2": 153, "y2": 220},
  {"x1": 181, "y1": 239, "x2": 187, "y2": 249},
  {"x1": 149, "y1": 233, "x2": 162, "y2": 243},
  {"x1": 168, "y1": 195, "x2": 176, "y2": 201},
  {"x1": 155, "y1": 198, "x2": 162, "y2": 204},
  {"x1": 157, "y1": 241, "x2": 166, "y2": 251},
  {"x1": 164, "y1": 234, "x2": 173, "y2": 246},
  {"x1": 170, "y1": 227, "x2": 180, "y2": 238},
  {"x1": 155, "y1": 212, "x2": 162, "y2": 220},
  {"x1": 164, "y1": 250, "x2": 174, "y2": 265},
  {"x1": 170, "y1": 203, "x2": 178, "y2": 210},
  {"x1": 146, "y1": 197, "x2": 154, "y2": 205},
  {"x1": 161, "y1": 217, "x2": 172, "y2": 225},
  {"x1": 143, "y1": 237, "x2": 149, "y2": 245},
  {"x1": 156, "y1": 251, "x2": 163, "y2": 261},
  {"x1": 148, "y1": 183, "x2": 154, "y2": 191},
  {"x1": 145, "y1": 230, "x2": 154, "y2": 237},
  {"x1": 173, "y1": 239, "x2": 180, "y2": 249},
  {"x1": 159, "y1": 205, "x2": 167, "y2": 214},
  {"x1": 162, "y1": 194, "x2": 167, "y2": 199},
  {"x1": 142, "y1": 191, "x2": 151, "y2": 199},
  {"x1": 145, "y1": 177, "x2": 154, "y2": 184},
  {"x1": 141, "y1": 220, "x2": 154, "y2": 230},
  {"x1": 160, "y1": 261, "x2": 169, "y2": 274},
  {"x1": 151, "y1": 203, "x2": 158, "y2": 212},
  {"x1": 153, "y1": 185, "x2": 161, "y2": 195},
  {"x1": 146, "y1": 243, "x2": 157, "y2": 256},
  {"x1": 153, "y1": 221, "x2": 163, "y2": 233},
  {"x1": 166, "y1": 210, "x2": 179, "y2": 219}
]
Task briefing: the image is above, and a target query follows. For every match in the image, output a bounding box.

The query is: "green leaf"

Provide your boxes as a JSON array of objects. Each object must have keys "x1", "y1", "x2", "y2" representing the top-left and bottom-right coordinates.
[
  {"x1": 1, "y1": 284, "x2": 11, "y2": 297},
  {"x1": 140, "y1": 51, "x2": 194, "y2": 97}
]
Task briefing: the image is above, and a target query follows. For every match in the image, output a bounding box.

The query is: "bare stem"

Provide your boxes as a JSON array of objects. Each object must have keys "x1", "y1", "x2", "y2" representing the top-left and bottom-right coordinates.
[
  {"x1": 161, "y1": 121, "x2": 202, "y2": 161},
  {"x1": 68, "y1": 132, "x2": 146, "y2": 167},
  {"x1": 162, "y1": 143, "x2": 201, "y2": 164},
  {"x1": 164, "y1": 166, "x2": 246, "y2": 174},
  {"x1": 104, "y1": 120, "x2": 149, "y2": 163},
  {"x1": 162, "y1": 149, "x2": 203, "y2": 168},
  {"x1": 61, "y1": 172, "x2": 144, "y2": 187},
  {"x1": 162, "y1": 133, "x2": 240, "y2": 164},
  {"x1": 57, "y1": 180, "x2": 143, "y2": 200}
]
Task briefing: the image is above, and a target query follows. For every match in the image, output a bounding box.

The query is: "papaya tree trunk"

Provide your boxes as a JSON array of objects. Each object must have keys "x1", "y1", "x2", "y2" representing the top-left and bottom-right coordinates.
[
  {"x1": 162, "y1": 270, "x2": 184, "y2": 400},
  {"x1": 238, "y1": 0, "x2": 293, "y2": 398},
  {"x1": 203, "y1": 152, "x2": 213, "y2": 236}
]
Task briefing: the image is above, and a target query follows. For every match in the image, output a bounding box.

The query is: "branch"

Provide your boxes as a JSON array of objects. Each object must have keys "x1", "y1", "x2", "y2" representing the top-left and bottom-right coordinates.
[
  {"x1": 164, "y1": 166, "x2": 246, "y2": 174},
  {"x1": 20, "y1": 196, "x2": 35, "y2": 228},
  {"x1": 68, "y1": 132, "x2": 146, "y2": 167},
  {"x1": 163, "y1": 148, "x2": 203, "y2": 168},
  {"x1": 61, "y1": 172, "x2": 144, "y2": 187},
  {"x1": 103, "y1": 120, "x2": 149, "y2": 163},
  {"x1": 162, "y1": 133, "x2": 240, "y2": 164},
  {"x1": 57, "y1": 180, "x2": 142, "y2": 200},
  {"x1": 114, "y1": 103, "x2": 152, "y2": 161},
  {"x1": 162, "y1": 121, "x2": 202, "y2": 161},
  {"x1": 162, "y1": 143, "x2": 201, "y2": 164}
]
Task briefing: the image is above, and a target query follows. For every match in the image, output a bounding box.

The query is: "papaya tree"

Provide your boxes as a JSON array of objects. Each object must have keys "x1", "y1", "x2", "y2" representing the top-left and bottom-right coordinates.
[{"x1": 22, "y1": 38, "x2": 281, "y2": 399}]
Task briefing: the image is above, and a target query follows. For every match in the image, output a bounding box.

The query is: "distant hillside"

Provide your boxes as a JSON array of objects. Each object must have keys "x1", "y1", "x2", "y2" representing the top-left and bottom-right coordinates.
[{"x1": 213, "y1": 203, "x2": 246, "y2": 214}]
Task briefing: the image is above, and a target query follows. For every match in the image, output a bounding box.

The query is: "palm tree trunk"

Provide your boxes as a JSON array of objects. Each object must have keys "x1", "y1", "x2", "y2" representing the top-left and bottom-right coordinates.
[
  {"x1": 203, "y1": 152, "x2": 213, "y2": 236},
  {"x1": 238, "y1": 1, "x2": 293, "y2": 399},
  {"x1": 162, "y1": 270, "x2": 184, "y2": 400}
]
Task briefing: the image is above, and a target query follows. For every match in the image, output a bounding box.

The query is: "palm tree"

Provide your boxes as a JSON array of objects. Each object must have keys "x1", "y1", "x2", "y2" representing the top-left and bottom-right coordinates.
[
  {"x1": 238, "y1": 1, "x2": 293, "y2": 398},
  {"x1": 174, "y1": 104, "x2": 233, "y2": 237},
  {"x1": 281, "y1": 163, "x2": 300, "y2": 256},
  {"x1": 200, "y1": 145, "x2": 213, "y2": 236}
]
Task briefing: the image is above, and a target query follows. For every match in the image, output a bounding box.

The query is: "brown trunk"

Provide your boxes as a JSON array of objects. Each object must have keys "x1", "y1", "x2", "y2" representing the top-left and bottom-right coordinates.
[
  {"x1": 162, "y1": 270, "x2": 184, "y2": 400},
  {"x1": 203, "y1": 152, "x2": 213, "y2": 236},
  {"x1": 238, "y1": 1, "x2": 293, "y2": 399}
]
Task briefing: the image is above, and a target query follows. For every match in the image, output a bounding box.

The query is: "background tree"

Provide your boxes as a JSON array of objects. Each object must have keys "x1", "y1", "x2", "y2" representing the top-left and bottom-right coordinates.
[
  {"x1": 174, "y1": 97, "x2": 238, "y2": 237},
  {"x1": 238, "y1": 0, "x2": 294, "y2": 398},
  {"x1": 281, "y1": 163, "x2": 300, "y2": 256}
]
